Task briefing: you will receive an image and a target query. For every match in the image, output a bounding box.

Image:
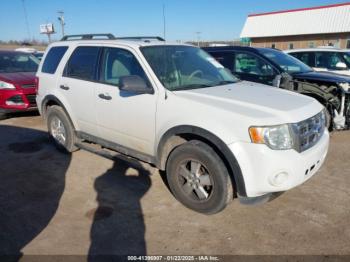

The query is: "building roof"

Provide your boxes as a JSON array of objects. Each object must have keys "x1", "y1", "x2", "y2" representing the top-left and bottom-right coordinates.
[{"x1": 240, "y1": 2, "x2": 350, "y2": 38}]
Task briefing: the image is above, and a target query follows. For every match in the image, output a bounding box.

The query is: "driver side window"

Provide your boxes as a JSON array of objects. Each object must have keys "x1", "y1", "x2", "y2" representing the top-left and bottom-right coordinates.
[
  {"x1": 100, "y1": 48, "x2": 150, "y2": 87},
  {"x1": 234, "y1": 52, "x2": 274, "y2": 76}
]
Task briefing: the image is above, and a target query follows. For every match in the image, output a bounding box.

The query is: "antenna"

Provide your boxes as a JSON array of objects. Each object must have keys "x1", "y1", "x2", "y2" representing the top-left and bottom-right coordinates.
[
  {"x1": 162, "y1": 4, "x2": 166, "y2": 40},
  {"x1": 21, "y1": 0, "x2": 31, "y2": 40}
]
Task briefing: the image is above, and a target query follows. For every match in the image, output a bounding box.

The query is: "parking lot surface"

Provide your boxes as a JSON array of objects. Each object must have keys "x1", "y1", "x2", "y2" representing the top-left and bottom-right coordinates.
[{"x1": 0, "y1": 113, "x2": 349, "y2": 256}]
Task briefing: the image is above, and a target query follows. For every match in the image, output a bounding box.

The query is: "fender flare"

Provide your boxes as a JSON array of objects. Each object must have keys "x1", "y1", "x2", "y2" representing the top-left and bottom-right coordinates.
[
  {"x1": 41, "y1": 95, "x2": 77, "y2": 129},
  {"x1": 156, "y1": 125, "x2": 247, "y2": 196}
]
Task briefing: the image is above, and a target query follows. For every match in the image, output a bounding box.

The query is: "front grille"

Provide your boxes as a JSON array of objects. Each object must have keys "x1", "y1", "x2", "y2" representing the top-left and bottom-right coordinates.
[
  {"x1": 291, "y1": 111, "x2": 326, "y2": 153},
  {"x1": 26, "y1": 94, "x2": 37, "y2": 107},
  {"x1": 22, "y1": 84, "x2": 36, "y2": 89}
]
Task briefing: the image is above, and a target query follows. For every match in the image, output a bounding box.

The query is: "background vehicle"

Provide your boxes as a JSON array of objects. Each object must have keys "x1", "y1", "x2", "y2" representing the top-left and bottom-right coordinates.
[
  {"x1": 205, "y1": 46, "x2": 350, "y2": 130},
  {"x1": 36, "y1": 34, "x2": 329, "y2": 214},
  {"x1": 285, "y1": 48, "x2": 350, "y2": 76},
  {"x1": 0, "y1": 50, "x2": 39, "y2": 119},
  {"x1": 15, "y1": 47, "x2": 45, "y2": 61}
]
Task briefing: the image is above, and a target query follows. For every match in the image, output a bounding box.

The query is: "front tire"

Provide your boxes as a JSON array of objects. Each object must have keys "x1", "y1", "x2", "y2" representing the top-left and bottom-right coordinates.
[
  {"x1": 47, "y1": 106, "x2": 78, "y2": 153},
  {"x1": 0, "y1": 112, "x2": 7, "y2": 120},
  {"x1": 166, "y1": 140, "x2": 233, "y2": 214}
]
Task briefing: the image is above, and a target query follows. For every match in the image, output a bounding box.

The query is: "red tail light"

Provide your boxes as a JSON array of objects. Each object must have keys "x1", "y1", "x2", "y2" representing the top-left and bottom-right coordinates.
[{"x1": 34, "y1": 77, "x2": 39, "y2": 94}]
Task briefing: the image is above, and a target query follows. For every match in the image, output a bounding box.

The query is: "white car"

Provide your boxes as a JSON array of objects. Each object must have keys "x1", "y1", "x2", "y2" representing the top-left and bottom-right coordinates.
[
  {"x1": 285, "y1": 48, "x2": 350, "y2": 76},
  {"x1": 36, "y1": 34, "x2": 329, "y2": 214}
]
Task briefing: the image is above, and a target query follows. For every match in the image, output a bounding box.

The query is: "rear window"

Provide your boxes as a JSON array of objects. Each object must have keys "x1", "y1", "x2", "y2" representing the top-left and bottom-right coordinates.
[
  {"x1": 42, "y1": 46, "x2": 68, "y2": 74},
  {"x1": 63, "y1": 46, "x2": 100, "y2": 81}
]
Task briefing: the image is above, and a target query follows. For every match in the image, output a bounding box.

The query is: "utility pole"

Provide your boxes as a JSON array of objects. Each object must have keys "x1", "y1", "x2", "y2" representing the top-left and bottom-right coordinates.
[
  {"x1": 21, "y1": 0, "x2": 31, "y2": 40},
  {"x1": 57, "y1": 11, "x2": 65, "y2": 37},
  {"x1": 195, "y1": 32, "x2": 201, "y2": 47}
]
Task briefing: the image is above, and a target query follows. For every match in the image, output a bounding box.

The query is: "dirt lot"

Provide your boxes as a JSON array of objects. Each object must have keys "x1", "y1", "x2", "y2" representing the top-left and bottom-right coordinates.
[{"x1": 0, "y1": 113, "x2": 349, "y2": 257}]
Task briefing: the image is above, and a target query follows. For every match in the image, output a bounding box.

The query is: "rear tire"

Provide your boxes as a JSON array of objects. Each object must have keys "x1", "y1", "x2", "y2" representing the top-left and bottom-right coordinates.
[
  {"x1": 166, "y1": 140, "x2": 233, "y2": 214},
  {"x1": 46, "y1": 106, "x2": 78, "y2": 153}
]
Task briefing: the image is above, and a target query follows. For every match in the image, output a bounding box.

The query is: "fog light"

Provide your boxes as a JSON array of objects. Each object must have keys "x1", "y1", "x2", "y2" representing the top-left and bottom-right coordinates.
[
  {"x1": 269, "y1": 172, "x2": 288, "y2": 186},
  {"x1": 6, "y1": 95, "x2": 25, "y2": 106}
]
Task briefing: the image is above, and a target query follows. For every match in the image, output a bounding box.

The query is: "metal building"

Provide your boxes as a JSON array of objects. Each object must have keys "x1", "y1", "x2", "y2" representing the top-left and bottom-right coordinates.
[{"x1": 240, "y1": 2, "x2": 350, "y2": 50}]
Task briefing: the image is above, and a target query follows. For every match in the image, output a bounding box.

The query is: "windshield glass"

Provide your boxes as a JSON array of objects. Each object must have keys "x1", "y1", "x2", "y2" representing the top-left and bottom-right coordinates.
[
  {"x1": 0, "y1": 52, "x2": 39, "y2": 73},
  {"x1": 141, "y1": 45, "x2": 238, "y2": 91},
  {"x1": 258, "y1": 48, "x2": 313, "y2": 74}
]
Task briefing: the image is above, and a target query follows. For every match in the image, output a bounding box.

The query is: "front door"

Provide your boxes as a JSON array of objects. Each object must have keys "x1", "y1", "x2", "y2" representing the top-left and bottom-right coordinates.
[
  {"x1": 233, "y1": 52, "x2": 276, "y2": 86},
  {"x1": 94, "y1": 47, "x2": 157, "y2": 156}
]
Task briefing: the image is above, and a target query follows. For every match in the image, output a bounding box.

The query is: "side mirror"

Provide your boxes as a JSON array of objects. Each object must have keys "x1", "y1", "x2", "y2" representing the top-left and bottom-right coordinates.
[
  {"x1": 272, "y1": 74, "x2": 282, "y2": 87},
  {"x1": 335, "y1": 62, "x2": 347, "y2": 70},
  {"x1": 119, "y1": 75, "x2": 153, "y2": 94}
]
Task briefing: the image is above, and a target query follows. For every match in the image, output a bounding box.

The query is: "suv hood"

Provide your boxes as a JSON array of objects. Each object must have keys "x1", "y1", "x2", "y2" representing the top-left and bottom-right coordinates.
[
  {"x1": 173, "y1": 81, "x2": 322, "y2": 124},
  {"x1": 0, "y1": 72, "x2": 36, "y2": 85},
  {"x1": 292, "y1": 71, "x2": 350, "y2": 83}
]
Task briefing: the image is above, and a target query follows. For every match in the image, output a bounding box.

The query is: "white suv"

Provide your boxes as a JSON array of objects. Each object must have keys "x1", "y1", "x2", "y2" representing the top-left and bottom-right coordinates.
[
  {"x1": 36, "y1": 34, "x2": 329, "y2": 214},
  {"x1": 286, "y1": 48, "x2": 350, "y2": 76}
]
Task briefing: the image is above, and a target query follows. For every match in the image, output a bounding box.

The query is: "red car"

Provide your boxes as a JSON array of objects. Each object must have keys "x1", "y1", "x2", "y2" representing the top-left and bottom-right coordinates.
[{"x1": 0, "y1": 50, "x2": 39, "y2": 119}]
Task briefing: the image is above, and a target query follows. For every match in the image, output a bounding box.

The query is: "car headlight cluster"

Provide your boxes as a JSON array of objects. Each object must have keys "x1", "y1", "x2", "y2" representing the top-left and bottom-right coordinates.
[
  {"x1": 0, "y1": 81, "x2": 16, "y2": 90},
  {"x1": 249, "y1": 109, "x2": 327, "y2": 151},
  {"x1": 249, "y1": 124, "x2": 293, "y2": 150},
  {"x1": 339, "y1": 82, "x2": 350, "y2": 92}
]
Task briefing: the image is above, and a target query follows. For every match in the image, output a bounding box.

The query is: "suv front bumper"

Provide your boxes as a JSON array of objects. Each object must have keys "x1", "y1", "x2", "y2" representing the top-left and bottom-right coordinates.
[{"x1": 228, "y1": 130, "x2": 329, "y2": 197}]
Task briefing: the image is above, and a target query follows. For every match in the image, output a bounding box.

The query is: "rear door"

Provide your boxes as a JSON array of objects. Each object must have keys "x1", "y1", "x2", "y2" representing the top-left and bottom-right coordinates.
[{"x1": 58, "y1": 46, "x2": 101, "y2": 135}]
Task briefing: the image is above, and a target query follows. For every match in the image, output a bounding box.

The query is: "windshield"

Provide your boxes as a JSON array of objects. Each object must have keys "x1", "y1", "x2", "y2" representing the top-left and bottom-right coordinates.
[
  {"x1": 258, "y1": 48, "x2": 313, "y2": 74},
  {"x1": 0, "y1": 52, "x2": 39, "y2": 73},
  {"x1": 141, "y1": 45, "x2": 238, "y2": 91}
]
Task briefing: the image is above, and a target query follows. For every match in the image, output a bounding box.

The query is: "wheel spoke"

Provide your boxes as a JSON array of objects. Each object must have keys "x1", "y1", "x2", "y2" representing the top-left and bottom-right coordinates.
[
  {"x1": 182, "y1": 182, "x2": 194, "y2": 195},
  {"x1": 179, "y1": 165, "x2": 191, "y2": 179},
  {"x1": 190, "y1": 161, "x2": 201, "y2": 177},
  {"x1": 199, "y1": 174, "x2": 211, "y2": 186},
  {"x1": 195, "y1": 186, "x2": 209, "y2": 200}
]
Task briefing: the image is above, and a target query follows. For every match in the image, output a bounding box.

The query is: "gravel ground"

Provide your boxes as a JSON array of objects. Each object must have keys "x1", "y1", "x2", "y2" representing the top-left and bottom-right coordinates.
[{"x1": 0, "y1": 113, "x2": 349, "y2": 258}]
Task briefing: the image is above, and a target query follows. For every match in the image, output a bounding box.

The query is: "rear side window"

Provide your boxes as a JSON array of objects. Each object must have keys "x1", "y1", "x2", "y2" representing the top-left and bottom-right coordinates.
[
  {"x1": 64, "y1": 46, "x2": 100, "y2": 81},
  {"x1": 42, "y1": 46, "x2": 68, "y2": 74}
]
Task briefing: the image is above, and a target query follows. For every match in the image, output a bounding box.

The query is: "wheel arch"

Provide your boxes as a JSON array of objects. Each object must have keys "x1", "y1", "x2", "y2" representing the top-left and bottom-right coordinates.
[
  {"x1": 41, "y1": 95, "x2": 78, "y2": 130},
  {"x1": 156, "y1": 125, "x2": 247, "y2": 197}
]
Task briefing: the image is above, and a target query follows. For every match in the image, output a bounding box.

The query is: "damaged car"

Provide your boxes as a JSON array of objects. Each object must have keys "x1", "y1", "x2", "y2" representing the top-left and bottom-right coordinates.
[{"x1": 204, "y1": 46, "x2": 350, "y2": 130}]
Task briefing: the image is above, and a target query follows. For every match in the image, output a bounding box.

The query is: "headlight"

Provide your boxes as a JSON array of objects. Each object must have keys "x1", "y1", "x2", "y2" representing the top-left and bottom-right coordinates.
[
  {"x1": 249, "y1": 124, "x2": 293, "y2": 150},
  {"x1": 321, "y1": 107, "x2": 330, "y2": 129},
  {"x1": 339, "y1": 82, "x2": 350, "y2": 92},
  {"x1": 0, "y1": 81, "x2": 16, "y2": 90}
]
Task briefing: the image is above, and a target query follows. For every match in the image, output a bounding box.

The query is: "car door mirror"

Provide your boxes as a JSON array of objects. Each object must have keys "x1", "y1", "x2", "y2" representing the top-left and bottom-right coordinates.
[
  {"x1": 119, "y1": 75, "x2": 154, "y2": 94},
  {"x1": 335, "y1": 62, "x2": 347, "y2": 70},
  {"x1": 272, "y1": 74, "x2": 282, "y2": 87}
]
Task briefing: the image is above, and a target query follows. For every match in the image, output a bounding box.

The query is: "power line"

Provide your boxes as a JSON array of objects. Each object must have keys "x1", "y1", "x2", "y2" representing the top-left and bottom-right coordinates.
[{"x1": 21, "y1": 0, "x2": 31, "y2": 40}]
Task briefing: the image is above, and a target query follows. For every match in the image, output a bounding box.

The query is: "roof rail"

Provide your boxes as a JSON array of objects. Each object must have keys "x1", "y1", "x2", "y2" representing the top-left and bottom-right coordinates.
[
  {"x1": 115, "y1": 36, "x2": 165, "y2": 42},
  {"x1": 61, "y1": 34, "x2": 116, "y2": 41}
]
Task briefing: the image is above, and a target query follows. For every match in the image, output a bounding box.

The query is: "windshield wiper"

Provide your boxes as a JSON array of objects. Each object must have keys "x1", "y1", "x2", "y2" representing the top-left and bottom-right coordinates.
[
  {"x1": 175, "y1": 84, "x2": 213, "y2": 91},
  {"x1": 216, "y1": 80, "x2": 237, "y2": 86}
]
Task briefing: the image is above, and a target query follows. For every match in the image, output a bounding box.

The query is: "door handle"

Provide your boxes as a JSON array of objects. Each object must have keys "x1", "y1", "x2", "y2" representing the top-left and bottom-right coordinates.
[
  {"x1": 60, "y1": 85, "x2": 70, "y2": 90},
  {"x1": 98, "y1": 93, "x2": 112, "y2": 100}
]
